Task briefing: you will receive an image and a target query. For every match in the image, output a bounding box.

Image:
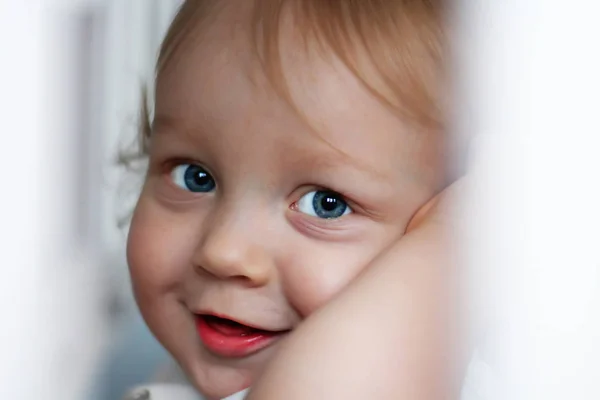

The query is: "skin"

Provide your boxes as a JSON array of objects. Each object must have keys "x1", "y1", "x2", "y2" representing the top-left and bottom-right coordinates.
[
  {"x1": 127, "y1": 4, "x2": 446, "y2": 399},
  {"x1": 247, "y1": 182, "x2": 464, "y2": 400}
]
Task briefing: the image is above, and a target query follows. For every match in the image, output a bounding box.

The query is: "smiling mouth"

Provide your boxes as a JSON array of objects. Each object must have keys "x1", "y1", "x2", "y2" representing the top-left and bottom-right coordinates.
[{"x1": 195, "y1": 314, "x2": 289, "y2": 358}]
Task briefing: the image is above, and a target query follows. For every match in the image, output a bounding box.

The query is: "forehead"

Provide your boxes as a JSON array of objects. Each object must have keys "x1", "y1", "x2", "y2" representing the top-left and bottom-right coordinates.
[{"x1": 154, "y1": 3, "x2": 441, "y2": 184}]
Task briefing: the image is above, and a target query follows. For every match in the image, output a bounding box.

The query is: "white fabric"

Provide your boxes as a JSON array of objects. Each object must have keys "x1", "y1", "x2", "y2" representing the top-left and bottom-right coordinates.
[
  {"x1": 123, "y1": 384, "x2": 202, "y2": 400},
  {"x1": 221, "y1": 389, "x2": 250, "y2": 400},
  {"x1": 123, "y1": 384, "x2": 248, "y2": 400}
]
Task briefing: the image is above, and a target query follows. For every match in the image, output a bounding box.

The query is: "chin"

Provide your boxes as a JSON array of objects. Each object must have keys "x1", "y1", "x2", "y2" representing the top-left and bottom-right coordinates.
[
  {"x1": 184, "y1": 359, "x2": 253, "y2": 400},
  {"x1": 194, "y1": 380, "x2": 250, "y2": 400}
]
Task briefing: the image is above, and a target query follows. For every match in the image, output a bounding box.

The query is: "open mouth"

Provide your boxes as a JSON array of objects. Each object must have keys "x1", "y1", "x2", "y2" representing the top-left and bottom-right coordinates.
[
  {"x1": 203, "y1": 315, "x2": 273, "y2": 336},
  {"x1": 195, "y1": 314, "x2": 289, "y2": 358}
]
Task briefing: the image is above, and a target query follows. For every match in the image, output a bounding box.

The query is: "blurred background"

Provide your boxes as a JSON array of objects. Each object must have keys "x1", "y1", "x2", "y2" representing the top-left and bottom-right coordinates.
[{"x1": 1, "y1": 1, "x2": 183, "y2": 399}]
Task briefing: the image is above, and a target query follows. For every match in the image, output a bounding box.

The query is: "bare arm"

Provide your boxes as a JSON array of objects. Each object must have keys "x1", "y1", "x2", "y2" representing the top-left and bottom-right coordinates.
[{"x1": 246, "y1": 199, "x2": 461, "y2": 400}]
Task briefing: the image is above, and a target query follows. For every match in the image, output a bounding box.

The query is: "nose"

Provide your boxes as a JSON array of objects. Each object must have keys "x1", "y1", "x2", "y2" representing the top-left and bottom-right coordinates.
[{"x1": 192, "y1": 208, "x2": 274, "y2": 286}]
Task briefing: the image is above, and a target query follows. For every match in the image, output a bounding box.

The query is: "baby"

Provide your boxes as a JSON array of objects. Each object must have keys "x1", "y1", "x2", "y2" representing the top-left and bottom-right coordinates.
[{"x1": 127, "y1": 1, "x2": 458, "y2": 399}]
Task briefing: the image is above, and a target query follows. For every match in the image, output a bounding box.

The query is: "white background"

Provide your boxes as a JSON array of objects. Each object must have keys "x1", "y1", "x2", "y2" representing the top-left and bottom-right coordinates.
[{"x1": 0, "y1": 1, "x2": 180, "y2": 399}]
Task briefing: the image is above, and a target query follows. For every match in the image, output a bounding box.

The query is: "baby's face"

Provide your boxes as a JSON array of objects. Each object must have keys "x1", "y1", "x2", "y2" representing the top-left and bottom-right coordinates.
[{"x1": 127, "y1": 6, "x2": 444, "y2": 399}]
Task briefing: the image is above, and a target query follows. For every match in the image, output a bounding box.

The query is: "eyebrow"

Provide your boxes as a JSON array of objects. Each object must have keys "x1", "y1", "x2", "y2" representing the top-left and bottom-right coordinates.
[
  {"x1": 152, "y1": 113, "x2": 392, "y2": 183},
  {"x1": 151, "y1": 114, "x2": 180, "y2": 134},
  {"x1": 282, "y1": 140, "x2": 393, "y2": 189},
  {"x1": 302, "y1": 139, "x2": 391, "y2": 182},
  {"x1": 151, "y1": 113, "x2": 214, "y2": 149}
]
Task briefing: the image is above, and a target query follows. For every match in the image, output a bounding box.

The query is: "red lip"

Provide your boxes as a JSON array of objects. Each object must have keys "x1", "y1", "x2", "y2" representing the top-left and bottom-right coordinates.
[{"x1": 195, "y1": 314, "x2": 287, "y2": 358}]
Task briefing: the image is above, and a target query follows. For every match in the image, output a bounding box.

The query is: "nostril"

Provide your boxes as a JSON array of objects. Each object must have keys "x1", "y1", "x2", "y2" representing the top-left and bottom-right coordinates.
[
  {"x1": 232, "y1": 274, "x2": 254, "y2": 284},
  {"x1": 192, "y1": 263, "x2": 265, "y2": 286}
]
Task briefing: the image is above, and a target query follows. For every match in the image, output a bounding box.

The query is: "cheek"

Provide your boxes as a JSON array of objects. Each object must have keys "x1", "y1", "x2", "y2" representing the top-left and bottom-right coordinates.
[
  {"x1": 126, "y1": 198, "x2": 198, "y2": 306},
  {"x1": 281, "y1": 234, "x2": 396, "y2": 317}
]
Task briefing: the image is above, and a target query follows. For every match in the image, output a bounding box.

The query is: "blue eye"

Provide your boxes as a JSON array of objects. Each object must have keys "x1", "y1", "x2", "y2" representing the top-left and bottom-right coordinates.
[
  {"x1": 170, "y1": 164, "x2": 216, "y2": 193},
  {"x1": 296, "y1": 190, "x2": 352, "y2": 219}
]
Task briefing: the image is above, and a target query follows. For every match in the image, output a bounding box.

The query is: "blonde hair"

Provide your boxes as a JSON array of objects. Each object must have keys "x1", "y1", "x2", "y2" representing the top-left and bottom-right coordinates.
[{"x1": 134, "y1": 0, "x2": 446, "y2": 158}]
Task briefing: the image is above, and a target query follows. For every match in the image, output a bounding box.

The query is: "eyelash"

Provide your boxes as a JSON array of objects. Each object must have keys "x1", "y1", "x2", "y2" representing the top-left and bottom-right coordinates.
[
  {"x1": 158, "y1": 159, "x2": 360, "y2": 216},
  {"x1": 290, "y1": 188, "x2": 353, "y2": 220}
]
